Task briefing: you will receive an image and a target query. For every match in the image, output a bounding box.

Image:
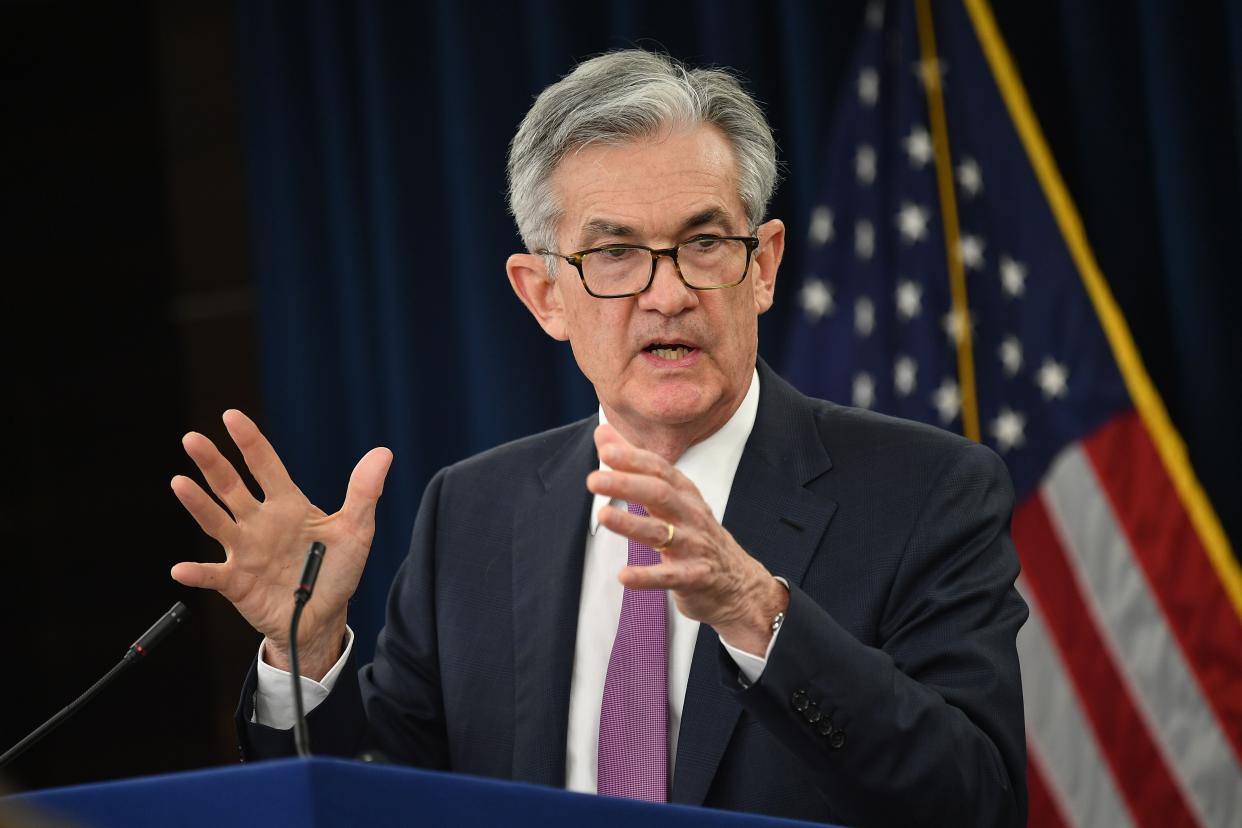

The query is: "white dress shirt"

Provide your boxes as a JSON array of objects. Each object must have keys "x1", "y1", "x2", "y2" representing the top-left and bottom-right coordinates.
[{"x1": 255, "y1": 368, "x2": 780, "y2": 795}]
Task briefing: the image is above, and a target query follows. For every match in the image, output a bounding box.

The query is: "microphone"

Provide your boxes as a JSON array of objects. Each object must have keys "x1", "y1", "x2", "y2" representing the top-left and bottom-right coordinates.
[
  {"x1": 295, "y1": 540, "x2": 326, "y2": 604},
  {"x1": 290, "y1": 542, "x2": 326, "y2": 758},
  {"x1": 0, "y1": 602, "x2": 189, "y2": 771}
]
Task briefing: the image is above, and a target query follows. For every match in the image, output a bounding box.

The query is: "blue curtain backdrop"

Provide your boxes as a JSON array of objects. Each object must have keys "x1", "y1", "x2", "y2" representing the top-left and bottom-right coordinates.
[{"x1": 234, "y1": 0, "x2": 1241, "y2": 658}]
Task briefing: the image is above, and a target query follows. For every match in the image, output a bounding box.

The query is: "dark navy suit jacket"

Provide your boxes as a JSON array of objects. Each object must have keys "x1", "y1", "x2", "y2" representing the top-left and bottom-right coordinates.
[{"x1": 239, "y1": 361, "x2": 1028, "y2": 827}]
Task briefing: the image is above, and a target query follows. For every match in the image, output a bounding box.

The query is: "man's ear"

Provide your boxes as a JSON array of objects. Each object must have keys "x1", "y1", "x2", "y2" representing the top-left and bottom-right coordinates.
[
  {"x1": 507, "y1": 253, "x2": 569, "y2": 341},
  {"x1": 751, "y1": 219, "x2": 785, "y2": 315}
]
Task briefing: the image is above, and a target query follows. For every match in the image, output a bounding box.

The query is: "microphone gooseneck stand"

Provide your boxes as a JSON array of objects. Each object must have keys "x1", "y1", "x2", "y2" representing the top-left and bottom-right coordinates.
[
  {"x1": 290, "y1": 541, "x2": 327, "y2": 758},
  {"x1": 0, "y1": 602, "x2": 189, "y2": 771}
]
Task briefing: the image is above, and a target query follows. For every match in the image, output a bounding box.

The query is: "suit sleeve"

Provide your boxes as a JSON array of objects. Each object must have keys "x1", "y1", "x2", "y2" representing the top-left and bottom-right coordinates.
[
  {"x1": 236, "y1": 469, "x2": 452, "y2": 768},
  {"x1": 729, "y1": 440, "x2": 1028, "y2": 828}
]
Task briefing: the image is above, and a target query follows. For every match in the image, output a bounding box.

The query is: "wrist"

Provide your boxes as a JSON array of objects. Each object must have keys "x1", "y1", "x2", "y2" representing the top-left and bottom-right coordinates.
[
  {"x1": 715, "y1": 574, "x2": 790, "y2": 657},
  {"x1": 263, "y1": 618, "x2": 347, "y2": 681}
]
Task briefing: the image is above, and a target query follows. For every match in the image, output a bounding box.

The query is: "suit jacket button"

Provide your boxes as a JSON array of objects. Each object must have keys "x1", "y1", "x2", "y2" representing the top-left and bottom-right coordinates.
[
  {"x1": 828, "y1": 729, "x2": 846, "y2": 750},
  {"x1": 804, "y1": 704, "x2": 823, "y2": 723},
  {"x1": 816, "y1": 719, "x2": 833, "y2": 736},
  {"x1": 792, "y1": 690, "x2": 810, "y2": 712}
]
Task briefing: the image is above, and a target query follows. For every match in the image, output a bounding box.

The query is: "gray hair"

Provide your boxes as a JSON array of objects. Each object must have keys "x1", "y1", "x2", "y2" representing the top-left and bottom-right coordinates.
[{"x1": 506, "y1": 49, "x2": 779, "y2": 273}]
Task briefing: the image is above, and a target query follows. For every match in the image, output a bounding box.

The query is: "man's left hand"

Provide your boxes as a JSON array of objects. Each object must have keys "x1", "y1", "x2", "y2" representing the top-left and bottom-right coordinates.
[{"x1": 587, "y1": 423, "x2": 789, "y2": 656}]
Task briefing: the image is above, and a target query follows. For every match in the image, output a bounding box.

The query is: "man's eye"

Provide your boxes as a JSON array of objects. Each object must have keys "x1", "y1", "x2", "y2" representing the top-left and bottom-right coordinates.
[
  {"x1": 689, "y1": 237, "x2": 721, "y2": 250},
  {"x1": 600, "y1": 247, "x2": 636, "y2": 259}
]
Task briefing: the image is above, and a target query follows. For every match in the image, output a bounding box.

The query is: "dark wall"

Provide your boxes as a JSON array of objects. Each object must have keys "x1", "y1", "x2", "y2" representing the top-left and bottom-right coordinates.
[{"x1": 1, "y1": 1, "x2": 258, "y2": 789}]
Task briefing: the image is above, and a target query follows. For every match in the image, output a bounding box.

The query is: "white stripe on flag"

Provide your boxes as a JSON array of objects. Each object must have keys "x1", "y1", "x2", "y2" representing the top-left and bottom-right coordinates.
[
  {"x1": 1017, "y1": 577, "x2": 1134, "y2": 828},
  {"x1": 1042, "y1": 445, "x2": 1242, "y2": 827}
]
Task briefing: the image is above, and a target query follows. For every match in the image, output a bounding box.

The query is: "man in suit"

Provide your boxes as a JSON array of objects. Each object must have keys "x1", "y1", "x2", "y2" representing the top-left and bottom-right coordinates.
[{"x1": 171, "y1": 50, "x2": 1027, "y2": 826}]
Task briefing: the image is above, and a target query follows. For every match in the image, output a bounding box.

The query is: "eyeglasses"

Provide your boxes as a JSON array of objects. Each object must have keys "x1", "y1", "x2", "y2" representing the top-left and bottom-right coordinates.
[{"x1": 538, "y1": 235, "x2": 760, "y2": 299}]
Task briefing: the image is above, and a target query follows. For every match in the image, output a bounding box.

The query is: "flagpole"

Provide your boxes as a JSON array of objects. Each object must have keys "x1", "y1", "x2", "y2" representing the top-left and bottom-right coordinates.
[{"x1": 915, "y1": 0, "x2": 981, "y2": 443}]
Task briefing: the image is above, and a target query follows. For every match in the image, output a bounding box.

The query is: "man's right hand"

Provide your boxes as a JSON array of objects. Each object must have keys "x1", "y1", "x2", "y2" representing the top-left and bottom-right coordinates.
[{"x1": 170, "y1": 409, "x2": 392, "y2": 681}]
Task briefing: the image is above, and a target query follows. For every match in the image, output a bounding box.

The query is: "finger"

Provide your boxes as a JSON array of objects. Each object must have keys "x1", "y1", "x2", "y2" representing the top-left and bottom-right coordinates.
[
  {"x1": 170, "y1": 561, "x2": 230, "y2": 592},
  {"x1": 587, "y1": 469, "x2": 681, "y2": 517},
  {"x1": 619, "y1": 560, "x2": 706, "y2": 591},
  {"x1": 341, "y1": 447, "x2": 394, "y2": 527},
  {"x1": 597, "y1": 504, "x2": 681, "y2": 552},
  {"x1": 182, "y1": 431, "x2": 260, "y2": 518},
  {"x1": 595, "y1": 423, "x2": 681, "y2": 484},
  {"x1": 594, "y1": 422, "x2": 629, "y2": 457},
  {"x1": 171, "y1": 475, "x2": 240, "y2": 550},
  {"x1": 222, "y1": 409, "x2": 297, "y2": 499}
]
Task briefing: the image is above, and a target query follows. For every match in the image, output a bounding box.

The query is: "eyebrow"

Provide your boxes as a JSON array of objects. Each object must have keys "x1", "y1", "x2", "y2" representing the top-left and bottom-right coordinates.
[
  {"x1": 580, "y1": 220, "x2": 636, "y2": 246},
  {"x1": 679, "y1": 207, "x2": 733, "y2": 234},
  {"x1": 577, "y1": 207, "x2": 738, "y2": 248}
]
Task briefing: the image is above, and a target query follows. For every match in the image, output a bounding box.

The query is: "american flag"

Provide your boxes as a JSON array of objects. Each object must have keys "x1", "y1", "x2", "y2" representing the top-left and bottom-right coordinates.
[{"x1": 781, "y1": 1, "x2": 1242, "y2": 825}]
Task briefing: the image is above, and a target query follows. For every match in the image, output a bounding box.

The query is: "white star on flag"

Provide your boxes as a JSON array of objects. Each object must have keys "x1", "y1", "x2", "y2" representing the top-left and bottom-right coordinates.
[
  {"x1": 958, "y1": 234, "x2": 986, "y2": 270},
  {"x1": 989, "y1": 406, "x2": 1027, "y2": 453},
  {"x1": 864, "y1": 0, "x2": 884, "y2": 30},
  {"x1": 999, "y1": 335, "x2": 1023, "y2": 377},
  {"x1": 808, "y1": 205, "x2": 834, "y2": 246},
  {"x1": 999, "y1": 255, "x2": 1027, "y2": 297},
  {"x1": 941, "y1": 307, "x2": 974, "y2": 344},
  {"x1": 798, "y1": 278, "x2": 834, "y2": 321},
  {"x1": 854, "y1": 296, "x2": 876, "y2": 337},
  {"x1": 956, "y1": 156, "x2": 983, "y2": 198},
  {"x1": 855, "y1": 219, "x2": 875, "y2": 260},
  {"x1": 904, "y1": 125, "x2": 933, "y2": 169},
  {"x1": 896, "y1": 201, "x2": 930, "y2": 243},
  {"x1": 931, "y1": 377, "x2": 961, "y2": 425},
  {"x1": 894, "y1": 355, "x2": 917, "y2": 397},
  {"x1": 852, "y1": 372, "x2": 876, "y2": 409},
  {"x1": 895, "y1": 279, "x2": 922, "y2": 321},
  {"x1": 858, "y1": 67, "x2": 880, "y2": 107},
  {"x1": 1036, "y1": 356, "x2": 1069, "y2": 400},
  {"x1": 855, "y1": 144, "x2": 877, "y2": 185}
]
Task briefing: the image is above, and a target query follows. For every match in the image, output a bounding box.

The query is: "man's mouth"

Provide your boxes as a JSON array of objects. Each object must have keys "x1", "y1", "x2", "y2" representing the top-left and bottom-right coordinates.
[{"x1": 644, "y1": 343, "x2": 696, "y2": 361}]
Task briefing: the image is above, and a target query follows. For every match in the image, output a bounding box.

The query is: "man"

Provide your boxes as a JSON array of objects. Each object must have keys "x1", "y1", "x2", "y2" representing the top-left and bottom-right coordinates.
[{"x1": 171, "y1": 50, "x2": 1027, "y2": 826}]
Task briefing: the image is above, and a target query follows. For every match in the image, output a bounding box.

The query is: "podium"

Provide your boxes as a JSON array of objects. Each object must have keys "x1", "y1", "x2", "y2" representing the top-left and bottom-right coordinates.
[{"x1": 8, "y1": 758, "x2": 832, "y2": 827}]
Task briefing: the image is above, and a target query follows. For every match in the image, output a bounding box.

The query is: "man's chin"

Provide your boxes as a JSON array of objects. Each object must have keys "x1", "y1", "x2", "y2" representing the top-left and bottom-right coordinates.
[{"x1": 615, "y1": 381, "x2": 720, "y2": 428}]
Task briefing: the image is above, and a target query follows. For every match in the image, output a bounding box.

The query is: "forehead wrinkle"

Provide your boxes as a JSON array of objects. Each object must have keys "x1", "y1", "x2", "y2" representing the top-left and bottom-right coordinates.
[
  {"x1": 553, "y1": 126, "x2": 747, "y2": 247},
  {"x1": 578, "y1": 200, "x2": 739, "y2": 248}
]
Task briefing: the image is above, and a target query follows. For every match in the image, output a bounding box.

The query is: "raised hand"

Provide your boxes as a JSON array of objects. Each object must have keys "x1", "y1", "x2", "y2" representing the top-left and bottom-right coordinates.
[
  {"x1": 170, "y1": 409, "x2": 392, "y2": 680},
  {"x1": 586, "y1": 423, "x2": 788, "y2": 656}
]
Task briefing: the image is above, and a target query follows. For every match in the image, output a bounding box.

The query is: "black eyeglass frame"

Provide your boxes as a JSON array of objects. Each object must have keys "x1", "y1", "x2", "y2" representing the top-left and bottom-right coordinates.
[{"x1": 538, "y1": 235, "x2": 761, "y2": 299}]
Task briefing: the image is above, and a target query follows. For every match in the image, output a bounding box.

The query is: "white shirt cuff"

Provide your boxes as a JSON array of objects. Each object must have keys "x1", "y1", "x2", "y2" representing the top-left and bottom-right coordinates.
[
  {"x1": 253, "y1": 626, "x2": 354, "y2": 728},
  {"x1": 720, "y1": 577, "x2": 789, "y2": 685}
]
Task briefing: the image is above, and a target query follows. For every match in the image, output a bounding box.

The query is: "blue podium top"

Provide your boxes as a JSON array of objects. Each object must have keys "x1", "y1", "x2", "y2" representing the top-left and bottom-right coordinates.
[{"x1": 8, "y1": 758, "x2": 834, "y2": 827}]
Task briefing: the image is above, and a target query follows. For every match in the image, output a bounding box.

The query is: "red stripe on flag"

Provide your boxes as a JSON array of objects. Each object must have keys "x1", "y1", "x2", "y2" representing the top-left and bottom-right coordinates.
[
  {"x1": 1014, "y1": 494, "x2": 1197, "y2": 827},
  {"x1": 1026, "y1": 744, "x2": 1071, "y2": 828},
  {"x1": 1082, "y1": 409, "x2": 1242, "y2": 763}
]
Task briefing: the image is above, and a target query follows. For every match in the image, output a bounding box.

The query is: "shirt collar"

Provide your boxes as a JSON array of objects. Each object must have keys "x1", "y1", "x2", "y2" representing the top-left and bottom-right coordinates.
[{"x1": 590, "y1": 368, "x2": 761, "y2": 534}]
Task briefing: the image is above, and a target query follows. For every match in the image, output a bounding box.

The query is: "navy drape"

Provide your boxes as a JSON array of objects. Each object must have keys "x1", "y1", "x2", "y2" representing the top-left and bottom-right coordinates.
[{"x1": 235, "y1": 1, "x2": 1240, "y2": 656}]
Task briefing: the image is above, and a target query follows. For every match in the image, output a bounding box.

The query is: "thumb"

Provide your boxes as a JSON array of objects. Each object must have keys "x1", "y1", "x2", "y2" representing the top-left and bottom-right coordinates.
[
  {"x1": 170, "y1": 561, "x2": 228, "y2": 591},
  {"x1": 341, "y1": 447, "x2": 394, "y2": 523},
  {"x1": 593, "y1": 422, "x2": 629, "y2": 454}
]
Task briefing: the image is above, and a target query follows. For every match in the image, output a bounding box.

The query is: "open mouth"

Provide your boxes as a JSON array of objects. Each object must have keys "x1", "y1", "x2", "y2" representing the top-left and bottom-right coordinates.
[{"x1": 644, "y1": 343, "x2": 696, "y2": 361}]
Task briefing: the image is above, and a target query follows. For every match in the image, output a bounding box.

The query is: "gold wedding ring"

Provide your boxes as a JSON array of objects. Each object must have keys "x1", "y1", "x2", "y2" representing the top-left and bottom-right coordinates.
[{"x1": 656, "y1": 521, "x2": 676, "y2": 552}]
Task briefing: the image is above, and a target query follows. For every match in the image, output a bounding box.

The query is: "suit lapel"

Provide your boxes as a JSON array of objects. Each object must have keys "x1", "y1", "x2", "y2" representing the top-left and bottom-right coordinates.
[
  {"x1": 671, "y1": 362, "x2": 837, "y2": 806},
  {"x1": 510, "y1": 419, "x2": 597, "y2": 787}
]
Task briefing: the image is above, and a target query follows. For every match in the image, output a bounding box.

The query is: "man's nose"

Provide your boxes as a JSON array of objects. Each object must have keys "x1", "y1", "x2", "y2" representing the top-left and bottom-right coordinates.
[{"x1": 639, "y1": 253, "x2": 698, "y2": 315}]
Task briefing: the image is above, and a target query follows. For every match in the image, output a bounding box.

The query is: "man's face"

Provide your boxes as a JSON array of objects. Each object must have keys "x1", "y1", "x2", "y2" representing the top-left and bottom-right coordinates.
[{"x1": 519, "y1": 125, "x2": 782, "y2": 449}]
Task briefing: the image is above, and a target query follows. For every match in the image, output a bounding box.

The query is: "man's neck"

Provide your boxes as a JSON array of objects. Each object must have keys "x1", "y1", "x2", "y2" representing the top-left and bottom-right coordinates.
[
  {"x1": 599, "y1": 375, "x2": 757, "y2": 465},
  {"x1": 607, "y1": 424, "x2": 704, "y2": 466}
]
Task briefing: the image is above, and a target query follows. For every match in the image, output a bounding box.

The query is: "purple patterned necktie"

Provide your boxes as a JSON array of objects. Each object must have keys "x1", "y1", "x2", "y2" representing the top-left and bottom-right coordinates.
[{"x1": 597, "y1": 501, "x2": 668, "y2": 802}]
